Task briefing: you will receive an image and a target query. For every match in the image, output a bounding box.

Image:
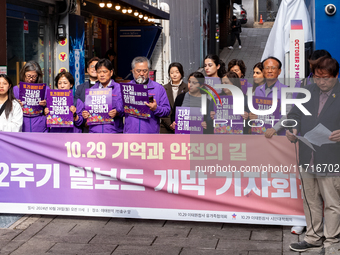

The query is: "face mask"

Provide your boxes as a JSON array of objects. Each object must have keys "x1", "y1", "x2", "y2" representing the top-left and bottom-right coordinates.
[{"x1": 136, "y1": 77, "x2": 147, "y2": 84}]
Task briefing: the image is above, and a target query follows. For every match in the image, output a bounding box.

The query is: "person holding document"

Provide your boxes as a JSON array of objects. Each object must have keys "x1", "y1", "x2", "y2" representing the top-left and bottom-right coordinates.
[{"x1": 286, "y1": 56, "x2": 340, "y2": 252}]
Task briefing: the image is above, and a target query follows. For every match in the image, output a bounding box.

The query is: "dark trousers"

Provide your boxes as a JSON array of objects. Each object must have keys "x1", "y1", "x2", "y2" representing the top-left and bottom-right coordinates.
[{"x1": 231, "y1": 32, "x2": 241, "y2": 46}]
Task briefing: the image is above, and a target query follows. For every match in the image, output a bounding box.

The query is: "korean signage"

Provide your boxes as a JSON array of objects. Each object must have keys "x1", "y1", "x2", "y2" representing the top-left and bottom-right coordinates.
[
  {"x1": 19, "y1": 82, "x2": 46, "y2": 117},
  {"x1": 289, "y1": 20, "x2": 305, "y2": 87},
  {"x1": 85, "y1": 88, "x2": 113, "y2": 125},
  {"x1": 0, "y1": 133, "x2": 305, "y2": 226}
]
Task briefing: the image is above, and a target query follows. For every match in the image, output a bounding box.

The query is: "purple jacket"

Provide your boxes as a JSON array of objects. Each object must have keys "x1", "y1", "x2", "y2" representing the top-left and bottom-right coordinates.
[
  {"x1": 13, "y1": 85, "x2": 48, "y2": 133},
  {"x1": 254, "y1": 79, "x2": 288, "y2": 99},
  {"x1": 295, "y1": 73, "x2": 313, "y2": 88},
  {"x1": 240, "y1": 78, "x2": 253, "y2": 95},
  {"x1": 48, "y1": 99, "x2": 83, "y2": 133},
  {"x1": 124, "y1": 79, "x2": 170, "y2": 134},
  {"x1": 78, "y1": 80, "x2": 124, "y2": 133}
]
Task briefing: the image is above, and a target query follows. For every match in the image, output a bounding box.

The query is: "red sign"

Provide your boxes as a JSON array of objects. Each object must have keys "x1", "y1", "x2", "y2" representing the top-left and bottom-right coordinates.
[{"x1": 23, "y1": 20, "x2": 29, "y2": 34}]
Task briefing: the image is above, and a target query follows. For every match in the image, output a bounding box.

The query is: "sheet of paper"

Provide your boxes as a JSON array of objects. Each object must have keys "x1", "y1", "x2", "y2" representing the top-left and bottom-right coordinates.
[
  {"x1": 304, "y1": 123, "x2": 336, "y2": 147},
  {"x1": 294, "y1": 135, "x2": 315, "y2": 151}
]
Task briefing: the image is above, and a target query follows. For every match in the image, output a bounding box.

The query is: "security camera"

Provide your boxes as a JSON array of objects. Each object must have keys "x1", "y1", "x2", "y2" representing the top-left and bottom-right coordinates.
[{"x1": 325, "y1": 4, "x2": 336, "y2": 16}]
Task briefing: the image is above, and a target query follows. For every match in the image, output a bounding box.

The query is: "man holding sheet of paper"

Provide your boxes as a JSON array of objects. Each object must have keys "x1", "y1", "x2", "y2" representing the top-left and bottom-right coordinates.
[{"x1": 286, "y1": 56, "x2": 340, "y2": 252}]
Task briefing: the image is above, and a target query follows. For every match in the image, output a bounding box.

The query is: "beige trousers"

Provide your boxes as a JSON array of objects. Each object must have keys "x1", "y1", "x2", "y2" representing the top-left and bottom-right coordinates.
[{"x1": 301, "y1": 171, "x2": 340, "y2": 247}]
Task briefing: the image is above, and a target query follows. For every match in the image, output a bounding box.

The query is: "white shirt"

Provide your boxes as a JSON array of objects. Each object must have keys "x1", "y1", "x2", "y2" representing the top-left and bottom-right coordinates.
[{"x1": 0, "y1": 100, "x2": 23, "y2": 132}]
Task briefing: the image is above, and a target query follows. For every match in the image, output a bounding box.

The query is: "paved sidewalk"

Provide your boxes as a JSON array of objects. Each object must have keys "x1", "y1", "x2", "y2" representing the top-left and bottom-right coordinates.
[
  {"x1": 1, "y1": 214, "x2": 340, "y2": 254},
  {"x1": 220, "y1": 27, "x2": 272, "y2": 79}
]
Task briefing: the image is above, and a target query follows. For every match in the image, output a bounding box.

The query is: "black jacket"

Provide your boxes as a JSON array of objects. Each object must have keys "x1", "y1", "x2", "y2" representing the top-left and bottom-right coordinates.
[
  {"x1": 231, "y1": 19, "x2": 241, "y2": 33},
  {"x1": 288, "y1": 81, "x2": 340, "y2": 173},
  {"x1": 161, "y1": 81, "x2": 188, "y2": 133}
]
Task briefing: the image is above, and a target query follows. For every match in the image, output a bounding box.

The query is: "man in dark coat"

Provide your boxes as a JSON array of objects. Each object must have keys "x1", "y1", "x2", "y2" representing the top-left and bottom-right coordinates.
[
  {"x1": 228, "y1": 15, "x2": 242, "y2": 50},
  {"x1": 287, "y1": 56, "x2": 340, "y2": 252}
]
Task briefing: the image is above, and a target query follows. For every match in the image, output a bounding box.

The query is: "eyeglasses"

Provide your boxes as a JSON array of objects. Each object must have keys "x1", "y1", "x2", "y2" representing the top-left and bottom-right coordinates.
[
  {"x1": 89, "y1": 65, "x2": 96, "y2": 69},
  {"x1": 25, "y1": 74, "x2": 38, "y2": 80},
  {"x1": 313, "y1": 75, "x2": 332, "y2": 81},
  {"x1": 97, "y1": 70, "x2": 109, "y2": 74},
  {"x1": 135, "y1": 69, "x2": 148, "y2": 74},
  {"x1": 264, "y1": 66, "x2": 278, "y2": 71}
]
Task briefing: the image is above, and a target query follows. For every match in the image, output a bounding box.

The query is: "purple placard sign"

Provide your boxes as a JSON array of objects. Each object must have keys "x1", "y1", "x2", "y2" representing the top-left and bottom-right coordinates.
[
  {"x1": 46, "y1": 90, "x2": 73, "y2": 128},
  {"x1": 175, "y1": 107, "x2": 203, "y2": 134},
  {"x1": 85, "y1": 88, "x2": 113, "y2": 125},
  {"x1": 120, "y1": 83, "x2": 151, "y2": 119},
  {"x1": 205, "y1": 77, "x2": 222, "y2": 94},
  {"x1": 19, "y1": 82, "x2": 46, "y2": 117},
  {"x1": 251, "y1": 96, "x2": 281, "y2": 135},
  {"x1": 214, "y1": 96, "x2": 243, "y2": 134}
]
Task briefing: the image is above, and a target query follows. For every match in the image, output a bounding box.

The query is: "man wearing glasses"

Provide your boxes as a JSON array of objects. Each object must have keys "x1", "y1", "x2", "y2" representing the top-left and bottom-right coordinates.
[
  {"x1": 75, "y1": 57, "x2": 100, "y2": 103},
  {"x1": 124, "y1": 56, "x2": 170, "y2": 133},
  {"x1": 249, "y1": 56, "x2": 289, "y2": 138},
  {"x1": 287, "y1": 56, "x2": 340, "y2": 253}
]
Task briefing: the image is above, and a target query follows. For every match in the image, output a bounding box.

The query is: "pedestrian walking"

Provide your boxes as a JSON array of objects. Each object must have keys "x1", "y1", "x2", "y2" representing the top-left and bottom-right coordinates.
[{"x1": 228, "y1": 15, "x2": 242, "y2": 50}]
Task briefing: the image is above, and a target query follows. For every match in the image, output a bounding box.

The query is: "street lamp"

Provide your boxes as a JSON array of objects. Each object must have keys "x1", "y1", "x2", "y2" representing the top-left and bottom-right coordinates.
[
  {"x1": 99, "y1": 1, "x2": 105, "y2": 8},
  {"x1": 134, "y1": 11, "x2": 139, "y2": 16},
  {"x1": 115, "y1": 4, "x2": 121, "y2": 10},
  {"x1": 107, "y1": 1, "x2": 112, "y2": 8},
  {"x1": 122, "y1": 8, "x2": 127, "y2": 13}
]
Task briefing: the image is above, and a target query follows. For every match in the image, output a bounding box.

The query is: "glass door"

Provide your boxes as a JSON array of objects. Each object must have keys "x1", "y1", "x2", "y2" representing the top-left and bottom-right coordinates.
[{"x1": 7, "y1": 4, "x2": 53, "y2": 86}]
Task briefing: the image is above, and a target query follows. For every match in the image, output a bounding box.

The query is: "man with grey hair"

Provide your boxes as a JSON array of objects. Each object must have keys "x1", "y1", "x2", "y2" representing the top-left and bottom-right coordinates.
[{"x1": 124, "y1": 56, "x2": 170, "y2": 133}]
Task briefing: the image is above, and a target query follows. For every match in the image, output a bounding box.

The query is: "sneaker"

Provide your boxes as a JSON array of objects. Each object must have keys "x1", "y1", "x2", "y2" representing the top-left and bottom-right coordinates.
[
  {"x1": 228, "y1": 46, "x2": 233, "y2": 50},
  {"x1": 291, "y1": 226, "x2": 305, "y2": 235},
  {"x1": 239, "y1": 45, "x2": 242, "y2": 49},
  {"x1": 289, "y1": 241, "x2": 323, "y2": 252}
]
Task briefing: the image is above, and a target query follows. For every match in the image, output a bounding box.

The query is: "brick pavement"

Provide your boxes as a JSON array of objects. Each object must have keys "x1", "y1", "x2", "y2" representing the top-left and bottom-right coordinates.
[{"x1": 1, "y1": 214, "x2": 339, "y2": 254}]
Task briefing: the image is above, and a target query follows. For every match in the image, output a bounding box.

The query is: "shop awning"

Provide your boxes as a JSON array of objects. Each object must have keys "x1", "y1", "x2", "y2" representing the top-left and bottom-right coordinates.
[{"x1": 83, "y1": 0, "x2": 169, "y2": 20}]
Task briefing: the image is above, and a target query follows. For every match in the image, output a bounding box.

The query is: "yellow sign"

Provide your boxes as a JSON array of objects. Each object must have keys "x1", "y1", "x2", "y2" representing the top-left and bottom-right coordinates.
[
  {"x1": 58, "y1": 38, "x2": 68, "y2": 46},
  {"x1": 59, "y1": 67, "x2": 68, "y2": 73},
  {"x1": 59, "y1": 52, "x2": 68, "y2": 62}
]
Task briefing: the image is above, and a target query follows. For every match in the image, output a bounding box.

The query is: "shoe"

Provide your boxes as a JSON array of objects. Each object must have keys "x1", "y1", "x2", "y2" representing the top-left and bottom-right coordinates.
[
  {"x1": 291, "y1": 226, "x2": 305, "y2": 235},
  {"x1": 228, "y1": 46, "x2": 233, "y2": 50},
  {"x1": 239, "y1": 45, "x2": 242, "y2": 49},
  {"x1": 289, "y1": 241, "x2": 323, "y2": 252}
]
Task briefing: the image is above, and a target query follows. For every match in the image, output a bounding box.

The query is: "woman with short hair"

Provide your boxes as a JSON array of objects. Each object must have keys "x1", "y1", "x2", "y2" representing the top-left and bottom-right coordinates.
[
  {"x1": 161, "y1": 62, "x2": 188, "y2": 133},
  {"x1": 228, "y1": 59, "x2": 253, "y2": 95},
  {"x1": 13, "y1": 60, "x2": 48, "y2": 132}
]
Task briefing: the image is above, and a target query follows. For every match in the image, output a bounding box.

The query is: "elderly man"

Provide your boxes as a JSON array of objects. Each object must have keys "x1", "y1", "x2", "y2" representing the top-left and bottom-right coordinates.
[
  {"x1": 249, "y1": 56, "x2": 288, "y2": 138},
  {"x1": 124, "y1": 56, "x2": 170, "y2": 133},
  {"x1": 287, "y1": 56, "x2": 340, "y2": 252}
]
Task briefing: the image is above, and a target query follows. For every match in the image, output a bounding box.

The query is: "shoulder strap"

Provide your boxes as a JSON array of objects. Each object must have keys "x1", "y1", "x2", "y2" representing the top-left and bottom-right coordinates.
[{"x1": 0, "y1": 100, "x2": 8, "y2": 116}]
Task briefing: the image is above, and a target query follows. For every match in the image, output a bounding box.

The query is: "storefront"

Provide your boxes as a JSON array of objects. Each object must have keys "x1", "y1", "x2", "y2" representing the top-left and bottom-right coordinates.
[
  {"x1": 6, "y1": 0, "x2": 55, "y2": 87},
  {"x1": 4, "y1": 0, "x2": 169, "y2": 89}
]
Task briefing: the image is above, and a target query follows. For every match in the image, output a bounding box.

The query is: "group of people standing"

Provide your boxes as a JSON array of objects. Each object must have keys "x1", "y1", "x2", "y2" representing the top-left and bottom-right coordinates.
[
  {"x1": 1, "y1": 49, "x2": 340, "y2": 253},
  {"x1": 0, "y1": 56, "x2": 171, "y2": 134}
]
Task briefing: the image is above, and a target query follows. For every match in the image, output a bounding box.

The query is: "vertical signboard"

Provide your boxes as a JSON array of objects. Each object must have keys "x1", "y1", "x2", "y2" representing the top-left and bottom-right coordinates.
[
  {"x1": 69, "y1": 14, "x2": 85, "y2": 91},
  {"x1": 289, "y1": 20, "x2": 305, "y2": 87}
]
